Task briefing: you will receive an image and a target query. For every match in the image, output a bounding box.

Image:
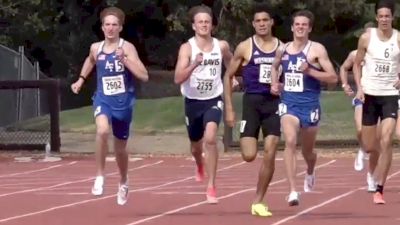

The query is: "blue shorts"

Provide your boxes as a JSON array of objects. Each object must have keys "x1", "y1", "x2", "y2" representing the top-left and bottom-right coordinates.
[
  {"x1": 93, "y1": 98, "x2": 134, "y2": 140},
  {"x1": 279, "y1": 102, "x2": 321, "y2": 128},
  {"x1": 352, "y1": 98, "x2": 363, "y2": 107},
  {"x1": 184, "y1": 96, "x2": 223, "y2": 142}
]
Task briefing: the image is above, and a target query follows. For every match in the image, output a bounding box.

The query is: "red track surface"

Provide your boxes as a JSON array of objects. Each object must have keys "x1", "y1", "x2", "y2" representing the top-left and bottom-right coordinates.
[{"x1": 0, "y1": 154, "x2": 399, "y2": 225}]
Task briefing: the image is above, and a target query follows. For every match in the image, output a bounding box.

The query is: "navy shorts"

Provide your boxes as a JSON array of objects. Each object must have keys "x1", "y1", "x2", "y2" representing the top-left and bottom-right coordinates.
[
  {"x1": 184, "y1": 96, "x2": 223, "y2": 142},
  {"x1": 279, "y1": 102, "x2": 321, "y2": 128},
  {"x1": 93, "y1": 98, "x2": 134, "y2": 140}
]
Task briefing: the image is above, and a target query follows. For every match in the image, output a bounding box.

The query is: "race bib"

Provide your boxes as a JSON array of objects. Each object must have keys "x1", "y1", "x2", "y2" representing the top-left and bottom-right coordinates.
[
  {"x1": 373, "y1": 60, "x2": 392, "y2": 74},
  {"x1": 259, "y1": 64, "x2": 272, "y2": 84},
  {"x1": 102, "y1": 74, "x2": 126, "y2": 95},
  {"x1": 195, "y1": 79, "x2": 213, "y2": 92},
  {"x1": 284, "y1": 72, "x2": 304, "y2": 92},
  {"x1": 190, "y1": 75, "x2": 214, "y2": 93}
]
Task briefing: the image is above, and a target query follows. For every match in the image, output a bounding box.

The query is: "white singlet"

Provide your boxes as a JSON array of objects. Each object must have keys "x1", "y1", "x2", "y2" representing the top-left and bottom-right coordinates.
[
  {"x1": 180, "y1": 37, "x2": 223, "y2": 100},
  {"x1": 361, "y1": 28, "x2": 400, "y2": 96}
]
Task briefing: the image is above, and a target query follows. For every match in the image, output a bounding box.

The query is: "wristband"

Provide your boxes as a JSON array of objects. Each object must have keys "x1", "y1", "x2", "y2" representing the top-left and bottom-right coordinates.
[{"x1": 79, "y1": 75, "x2": 87, "y2": 82}]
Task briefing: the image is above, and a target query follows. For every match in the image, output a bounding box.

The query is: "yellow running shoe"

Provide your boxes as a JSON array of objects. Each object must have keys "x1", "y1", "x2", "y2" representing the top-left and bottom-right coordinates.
[{"x1": 251, "y1": 203, "x2": 272, "y2": 217}]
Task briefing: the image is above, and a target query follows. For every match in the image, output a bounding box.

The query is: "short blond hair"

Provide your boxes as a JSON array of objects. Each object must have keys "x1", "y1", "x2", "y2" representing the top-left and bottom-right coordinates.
[
  {"x1": 100, "y1": 7, "x2": 125, "y2": 25},
  {"x1": 188, "y1": 5, "x2": 213, "y2": 23}
]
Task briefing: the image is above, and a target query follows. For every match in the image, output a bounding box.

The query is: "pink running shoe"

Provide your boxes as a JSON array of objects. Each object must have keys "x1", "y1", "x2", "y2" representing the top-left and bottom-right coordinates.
[
  {"x1": 206, "y1": 187, "x2": 218, "y2": 204},
  {"x1": 373, "y1": 192, "x2": 385, "y2": 204}
]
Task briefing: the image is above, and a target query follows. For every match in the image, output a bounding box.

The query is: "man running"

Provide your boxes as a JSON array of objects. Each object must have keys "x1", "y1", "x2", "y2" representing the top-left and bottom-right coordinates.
[
  {"x1": 353, "y1": 0, "x2": 400, "y2": 204},
  {"x1": 71, "y1": 7, "x2": 148, "y2": 205},
  {"x1": 270, "y1": 9, "x2": 338, "y2": 206},
  {"x1": 174, "y1": 5, "x2": 232, "y2": 204}
]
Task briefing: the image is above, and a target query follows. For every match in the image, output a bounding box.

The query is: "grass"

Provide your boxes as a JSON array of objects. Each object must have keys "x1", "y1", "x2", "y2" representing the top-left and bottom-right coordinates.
[
  {"x1": 319, "y1": 91, "x2": 355, "y2": 140},
  {"x1": 14, "y1": 91, "x2": 356, "y2": 140}
]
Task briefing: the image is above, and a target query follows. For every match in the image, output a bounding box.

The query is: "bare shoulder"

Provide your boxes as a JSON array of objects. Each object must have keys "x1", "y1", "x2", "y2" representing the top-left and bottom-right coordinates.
[
  {"x1": 358, "y1": 30, "x2": 371, "y2": 47},
  {"x1": 90, "y1": 41, "x2": 102, "y2": 52},
  {"x1": 218, "y1": 39, "x2": 230, "y2": 51},
  {"x1": 235, "y1": 37, "x2": 251, "y2": 55},
  {"x1": 310, "y1": 41, "x2": 328, "y2": 55},
  {"x1": 277, "y1": 38, "x2": 284, "y2": 46},
  {"x1": 237, "y1": 37, "x2": 251, "y2": 49},
  {"x1": 122, "y1": 40, "x2": 135, "y2": 49},
  {"x1": 311, "y1": 41, "x2": 326, "y2": 50},
  {"x1": 178, "y1": 42, "x2": 191, "y2": 57},
  {"x1": 277, "y1": 41, "x2": 288, "y2": 54}
]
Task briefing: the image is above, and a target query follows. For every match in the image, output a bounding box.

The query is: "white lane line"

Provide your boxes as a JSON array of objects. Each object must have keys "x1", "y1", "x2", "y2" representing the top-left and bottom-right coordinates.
[
  {"x1": 0, "y1": 160, "x2": 246, "y2": 223},
  {"x1": 124, "y1": 160, "x2": 337, "y2": 225},
  {"x1": 0, "y1": 161, "x2": 77, "y2": 178},
  {"x1": 0, "y1": 160, "x2": 163, "y2": 198},
  {"x1": 152, "y1": 191, "x2": 204, "y2": 195},
  {"x1": 34, "y1": 192, "x2": 89, "y2": 196},
  {"x1": 270, "y1": 169, "x2": 400, "y2": 225}
]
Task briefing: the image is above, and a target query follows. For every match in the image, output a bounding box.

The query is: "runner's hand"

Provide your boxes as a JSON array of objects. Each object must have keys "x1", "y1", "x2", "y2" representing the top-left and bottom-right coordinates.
[
  {"x1": 299, "y1": 61, "x2": 309, "y2": 72},
  {"x1": 194, "y1": 53, "x2": 203, "y2": 65},
  {"x1": 342, "y1": 84, "x2": 354, "y2": 96},
  {"x1": 232, "y1": 77, "x2": 239, "y2": 89},
  {"x1": 71, "y1": 79, "x2": 84, "y2": 94},
  {"x1": 270, "y1": 82, "x2": 282, "y2": 96},
  {"x1": 116, "y1": 47, "x2": 126, "y2": 62},
  {"x1": 355, "y1": 89, "x2": 365, "y2": 103}
]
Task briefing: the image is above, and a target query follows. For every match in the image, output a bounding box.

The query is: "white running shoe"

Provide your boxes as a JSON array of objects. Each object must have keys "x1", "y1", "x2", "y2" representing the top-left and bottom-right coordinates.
[
  {"x1": 91, "y1": 176, "x2": 104, "y2": 196},
  {"x1": 287, "y1": 191, "x2": 300, "y2": 206},
  {"x1": 117, "y1": 183, "x2": 129, "y2": 205},
  {"x1": 304, "y1": 172, "x2": 315, "y2": 192},
  {"x1": 367, "y1": 172, "x2": 377, "y2": 192},
  {"x1": 354, "y1": 149, "x2": 365, "y2": 171}
]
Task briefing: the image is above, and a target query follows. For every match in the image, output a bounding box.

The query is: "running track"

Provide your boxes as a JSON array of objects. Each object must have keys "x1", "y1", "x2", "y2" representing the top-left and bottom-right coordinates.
[{"x1": 0, "y1": 154, "x2": 399, "y2": 225}]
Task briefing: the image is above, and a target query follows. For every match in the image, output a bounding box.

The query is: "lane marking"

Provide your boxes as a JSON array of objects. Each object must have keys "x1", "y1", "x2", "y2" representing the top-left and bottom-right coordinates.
[
  {"x1": 271, "y1": 169, "x2": 400, "y2": 225},
  {"x1": 0, "y1": 160, "x2": 163, "y2": 198},
  {"x1": 0, "y1": 161, "x2": 77, "y2": 178},
  {"x1": 124, "y1": 160, "x2": 336, "y2": 225},
  {"x1": 0, "y1": 160, "x2": 246, "y2": 223}
]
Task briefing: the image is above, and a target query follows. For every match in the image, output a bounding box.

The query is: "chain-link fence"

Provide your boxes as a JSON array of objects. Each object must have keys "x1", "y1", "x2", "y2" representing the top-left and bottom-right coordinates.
[{"x1": 0, "y1": 45, "x2": 53, "y2": 150}]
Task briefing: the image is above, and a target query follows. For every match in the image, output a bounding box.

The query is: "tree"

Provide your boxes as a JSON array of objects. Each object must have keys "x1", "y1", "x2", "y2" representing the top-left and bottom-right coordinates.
[{"x1": 2, "y1": 0, "x2": 399, "y2": 78}]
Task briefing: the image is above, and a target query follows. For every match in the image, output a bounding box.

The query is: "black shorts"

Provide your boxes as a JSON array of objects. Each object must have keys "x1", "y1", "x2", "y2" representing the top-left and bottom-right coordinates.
[
  {"x1": 184, "y1": 96, "x2": 223, "y2": 142},
  {"x1": 240, "y1": 93, "x2": 280, "y2": 138},
  {"x1": 362, "y1": 94, "x2": 398, "y2": 126}
]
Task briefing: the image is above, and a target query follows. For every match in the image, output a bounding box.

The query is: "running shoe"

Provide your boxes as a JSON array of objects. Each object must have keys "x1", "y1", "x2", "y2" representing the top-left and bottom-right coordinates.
[
  {"x1": 251, "y1": 203, "x2": 272, "y2": 217},
  {"x1": 206, "y1": 187, "x2": 218, "y2": 204},
  {"x1": 373, "y1": 192, "x2": 385, "y2": 204},
  {"x1": 91, "y1": 176, "x2": 104, "y2": 196},
  {"x1": 354, "y1": 149, "x2": 365, "y2": 171},
  {"x1": 304, "y1": 172, "x2": 315, "y2": 192},
  {"x1": 117, "y1": 183, "x2": 129, "y2": 205},
  {"x1": 287, "y1": 191, "x2": 300, "y2": 206}
]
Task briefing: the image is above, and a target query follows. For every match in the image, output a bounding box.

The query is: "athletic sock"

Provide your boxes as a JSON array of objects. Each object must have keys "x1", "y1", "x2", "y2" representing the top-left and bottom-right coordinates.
[{"x1": 376, "y1": 185, "x2": 384, "y2": 194}]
